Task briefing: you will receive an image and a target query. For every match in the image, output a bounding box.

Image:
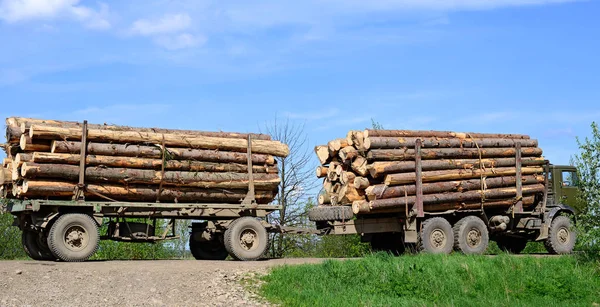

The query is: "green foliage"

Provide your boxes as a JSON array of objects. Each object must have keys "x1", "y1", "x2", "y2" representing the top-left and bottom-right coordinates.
[
  {"x1": 261, "y1": 254, "x2": 600, "y2": 306},
  {"x1": 573, "y1": 121, "x2": 600, "y2": 250},
  {"x1": 314, "y1": 235, "x2": 370, "y2": 258},
  {"x1": 0, "y1": 212, "x2": 27, "y2": 259}
]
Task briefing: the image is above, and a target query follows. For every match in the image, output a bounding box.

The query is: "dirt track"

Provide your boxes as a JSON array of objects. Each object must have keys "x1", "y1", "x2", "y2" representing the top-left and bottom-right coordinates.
[{"x1": 0, "y1": 259, "x2": 327, "y2": 307}]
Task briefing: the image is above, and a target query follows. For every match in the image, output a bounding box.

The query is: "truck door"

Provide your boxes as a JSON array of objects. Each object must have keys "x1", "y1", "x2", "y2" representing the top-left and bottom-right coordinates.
[{"x1": 558, "y1": 169, "x2": 581, "y2": 211}]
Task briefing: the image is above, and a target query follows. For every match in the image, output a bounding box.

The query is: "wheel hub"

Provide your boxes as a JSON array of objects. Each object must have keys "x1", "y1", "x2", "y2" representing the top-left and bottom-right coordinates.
[
  {"x1": 467, "y1": 229, "x2": 482, "y2": 248},
  {"x1": 430, "y1": 229, "x2": 447, "y2": 249},
  {"x1": 240, "y1": 229, "x2": 258, "y2": 251},
  {"x1": 557, "y1": 227, "x2": 570, "y2": 245},
  {"x1": 64, "y1": 225, "x2": 88, "y2": 252}
]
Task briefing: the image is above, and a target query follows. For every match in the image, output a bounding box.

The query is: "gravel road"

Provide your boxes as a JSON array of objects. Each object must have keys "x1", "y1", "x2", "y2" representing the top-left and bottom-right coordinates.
[{"x1": 0, "y1": 258, "x2": 327, "y2": 307}]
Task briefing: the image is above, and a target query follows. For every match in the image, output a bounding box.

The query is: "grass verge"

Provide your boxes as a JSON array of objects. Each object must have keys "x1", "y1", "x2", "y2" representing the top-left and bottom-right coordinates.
[{"x1": 260, "y1": 253, "x2": 600, "y2": 307}]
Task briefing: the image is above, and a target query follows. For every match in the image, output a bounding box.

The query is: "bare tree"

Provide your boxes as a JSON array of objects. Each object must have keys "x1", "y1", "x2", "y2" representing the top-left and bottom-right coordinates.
[{"x1": 263, "y1": 117, "x2": 318, "y2": 257}]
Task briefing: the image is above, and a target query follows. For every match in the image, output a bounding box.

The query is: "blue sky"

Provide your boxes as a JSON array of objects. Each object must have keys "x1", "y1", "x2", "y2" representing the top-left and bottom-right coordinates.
[{"x1": 1, "y1": 0, "x2": 599, "y2": 165}]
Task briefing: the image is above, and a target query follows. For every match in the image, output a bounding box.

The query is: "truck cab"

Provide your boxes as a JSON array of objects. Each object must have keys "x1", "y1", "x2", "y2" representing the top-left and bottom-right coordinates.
[{"x1": 548, "y1": 165, "x2": 582, "y2": 212}]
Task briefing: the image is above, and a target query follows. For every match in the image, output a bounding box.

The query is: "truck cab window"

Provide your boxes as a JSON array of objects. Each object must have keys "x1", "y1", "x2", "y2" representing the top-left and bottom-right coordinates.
[{"x1": 561, "y1": 171, "x2": 578, "y2": 187}]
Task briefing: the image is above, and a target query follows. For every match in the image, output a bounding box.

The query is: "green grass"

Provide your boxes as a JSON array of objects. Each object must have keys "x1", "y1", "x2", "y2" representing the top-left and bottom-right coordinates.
[{"x1": 260, "y1": 253, "x2": 600, "y2": 307}]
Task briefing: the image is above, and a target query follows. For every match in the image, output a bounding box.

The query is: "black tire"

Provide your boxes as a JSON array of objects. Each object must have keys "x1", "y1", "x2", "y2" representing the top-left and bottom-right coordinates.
[
  {"x1": 224, "y1": 217, "x2": 268, "y2": 261},
  {"x1": 308, "y1": 206, "x2": 353, "y2": 222},
  {"x1": 47, "y1": 214, "x2": 99, "y2": 262},
  {"x1": 22, "y1": 230, "x2": 54, "y2": 261},
  {"x1": 370, "y1": 233, "x2": 405, "y2": 256},
  {"x1": 495, "y1": 237, "x2": 527, "y2": 254},
  {"x1": 545, "y1": 215, "x2": 576, "y2": 254},
  {"x1": 417, "y1": 217, "x2": 454, "y2": 254},
  {"x1": 453, "y1": 216, "x2": 489, "y2": 255},
  {"x1": 189, "y1": 235, "x2": 228, "y2": 260}
]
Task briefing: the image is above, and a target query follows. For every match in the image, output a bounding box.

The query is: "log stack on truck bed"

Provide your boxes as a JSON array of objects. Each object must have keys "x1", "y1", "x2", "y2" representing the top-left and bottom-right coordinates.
[
  {"x1": 315, "y1": 129, "x2": 546, "y2": 215},
  {"x1": 2, "y1": 117, "x2": 289, "y2": 203}
]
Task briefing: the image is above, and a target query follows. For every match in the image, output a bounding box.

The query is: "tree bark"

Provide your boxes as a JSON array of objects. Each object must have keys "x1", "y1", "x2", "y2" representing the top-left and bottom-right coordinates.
[
  {"x1": 384, "y1": 166, "x2": 543, "y2": 186},
  {"x1": 52, "y1": 141, "x2": 276, "y2": 165},
  {"x1": 14, "y1": 153, "x2": 33, "y2": 166},
  {"x1": 353, "y1": 184, "x2": 544, "y2": 214},
  {"x1": 10, "y1": 117, "x2": 271, "y2": 140},
  {"x1": 367, "y1": 157, "x2": 545, "y2": 178},
  {"x1": 32, "y1": 152, "x2": 277, "y2": 173},
  {"x1": 20, "y1": 180, "x2": 275, "y2": 203},
  {"x1": 367, "y1": 147, "x2": 543, "y2": 161},
  {"x1": 21, "y1": 163, "x2": 280, "y2": 190},
  {"x1": 364, "y1": 129, "x2": 530, "y2": 140},
  {"x1": 353, "y1": 196, "x2": 536, "y2": 214},
  {"x1": 6, "y1": 125, "x2": 21, "y2": 143},
  {"x1": 366, "y1": 175, "x2": 544, "y2": 200},
  {"x1": 362, "y1": 136, "x2": 538, "y2": 150},
  {"x1": 30, "y1": 125, "x2": 289, "y2": 157},
  {"x1": 19, "y1": 134, "x2": 51, "y2": 152}
]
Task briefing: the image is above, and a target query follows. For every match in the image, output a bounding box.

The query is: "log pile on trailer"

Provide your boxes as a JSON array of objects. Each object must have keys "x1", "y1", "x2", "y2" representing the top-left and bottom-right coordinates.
[
  {"x1": 2, "y1": 117, "x2": 289, "y2": 203},
  {"x1": 315, "y1": 129, "x2": 546, "y2": 215}
]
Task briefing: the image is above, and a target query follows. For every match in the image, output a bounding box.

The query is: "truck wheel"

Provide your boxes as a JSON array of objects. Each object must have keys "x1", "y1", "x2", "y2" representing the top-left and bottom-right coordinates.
[
  {"x1": 22, "y1": 230, "x2": 54, "y2": 261},
  {"x1": 417, "y1": 217, "x2": 454, "y2": 254},
  {"x1": 189, "y1": 236, "x2": 228, "y2": 260},
  {"x1": 495, "y1": 237, "x2": 527, "y2": 254},
  {"x1": 308, "y1": 206, "x2": 353, "y2": 221},
  {"x1": 453, "y1": 216, "x2": 489, "y2": 255},
  {"x1": 370, "y1": 233, "x2": 405, "y2": 255},
  {"x1": 544, "y1": 215, "x2": 576, "y2": 254},
  {"x1": 224, "y1": 217, "x2": 268, "y2": 261},
  {"x1": 47, "y1": 214, "x2": 99, "y2": 262}
]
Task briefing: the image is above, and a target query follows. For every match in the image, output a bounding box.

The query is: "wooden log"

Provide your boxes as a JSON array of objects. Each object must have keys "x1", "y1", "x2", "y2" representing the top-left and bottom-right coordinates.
[
  {"x1": 327, "y1": 162, "x2": 340, "y2": 181},
  {"x1": 363, "y1": 129, "x2": 530, "y2": 140},
  {"x1": 366, "y1": 175, "x2": 544, "y2": 201},
  {"x1": 6, "y1": 125, "x2": 21, "y2": 143},
  {"x1": 21, "y1": 163, "x2": 280, "y2": 190},
  {"x1": 11, "y1": 162, "x2": 20, "y2": 181},
  {"x1": 353, "y1": 196, "x2": 536, "y2": 215},
  {"x1": 354, "y1": 184, "x2": 544, "y2": 214},
  {"x1": 362, "y1": 136, "x2": 538, "y2": 151},
  {"x1": 353, "y1": 176, "x2": 371, "y2": 190},
  {"x1": 0, "y1": 167, "x2": 11, "y2": 184},
  {"x1": 338, "y1": 184, "x2": 365, "y2": 204},
  {"x1": 339, "y1": 146, "x2": 358, "y2": 162},
  {"x1": 340, "y1": 172, "x2": 356, "y2": 185},
  {"x1": 328, "y1": 138, "x2": 348, "y2": 156},
  {"x1": 315, "y1": 145, "x2": 331, "y2": 165},
  {"x1": 14, "y1": 153, "x2": 33, "y2": 167},
  {"x1": 318, "y1": 192, "x2": 331, "y2": 205},
  {"x1": 52, "y1": 141, "x2": 276, "y2": 165},
  {"x1": 20, "y1": 180, "x2": 275, "y2": 203},
  {"x1": 2, "y1": 158, "x2": 12, "y2": 167},
  {"x1": 367, "y1": 147, "x2": 543, "y2": 161},
  {"x1": 351, "y1": 156, "x2": 368, "y2": 177},
  {"x1": 384, "y1": 166, "x2": 543, "y2": 186},
  {"x1": 19, "y1": 135, "x2": 51, "y2": 152},
  {"x1": 30, "y1": 125, "x2": 289, "y2": 157},
  {"x1": 368, "y1": 157, "x2": 546, "y2": 178},
  {"x1": 31, "y1": 153, "x2": 277, "y2": 174},
  {"x1": 10, "y1": 117, "x2": 271, "y2": 140},
  {"x1": 346, "y1": 131, "x2": 365, "y2": 149},
  {"x1": 316, "y1": 166, "x2": 328, "y2": 178}
]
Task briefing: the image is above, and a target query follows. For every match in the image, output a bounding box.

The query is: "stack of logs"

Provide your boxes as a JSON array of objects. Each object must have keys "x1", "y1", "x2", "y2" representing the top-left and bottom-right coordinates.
[
  {"x1": 1, "y1": 117, "x2": 289, "y2": 203},
  {"x1": 315, "y1": 129, "x2": 546, "y2": 215}
]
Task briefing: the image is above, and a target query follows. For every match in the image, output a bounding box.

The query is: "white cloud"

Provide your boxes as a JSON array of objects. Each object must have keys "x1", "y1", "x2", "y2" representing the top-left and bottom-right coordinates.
[
  {"x1": 154, "y1": 33, "x2": 206, "y2": 50},
  {"x1": 0, "y1": 0, "x2": 111, "y2": 29},
  {"x1": 130, "y1": 13, "x2": 191, "y2": 36}
]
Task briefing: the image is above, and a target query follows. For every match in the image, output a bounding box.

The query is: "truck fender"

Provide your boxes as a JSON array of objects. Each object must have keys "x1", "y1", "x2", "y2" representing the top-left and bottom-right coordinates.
[{"x1": 546, "y1": 204, "x2": 577, "y2": 223}]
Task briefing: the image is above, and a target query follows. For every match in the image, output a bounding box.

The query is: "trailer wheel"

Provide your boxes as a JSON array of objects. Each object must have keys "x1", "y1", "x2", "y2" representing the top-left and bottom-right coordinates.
[
  {"x1": 189, "y1": 236, "x2": 228, "y2": 260},
  {"x1": 224, "y1": 217, "x2": 268, "y2": 261},
  {"x1": 22, "y1": 230, "x2": 54, "y2": 261},
  {"x1": 545, "y1": 215, "x2": 576, "y2": 254},
  {"x1": 453, "y1": 216, "x2": 489, "y2": 255},
  {"x1": 495, "y1": 237, "x2": 527, "y2": 254},
  {"x1": 418, "y1": 217, "x2": 454, "y2": 254},
  {"x1": 47, "y1": 214, "x2": 99, "y2": 262}
]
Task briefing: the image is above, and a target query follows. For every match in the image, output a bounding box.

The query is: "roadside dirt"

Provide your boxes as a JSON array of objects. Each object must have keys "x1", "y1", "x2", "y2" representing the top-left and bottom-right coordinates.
[{"x1": 0, "y1": 258, "x2": 327, "y2": 307}]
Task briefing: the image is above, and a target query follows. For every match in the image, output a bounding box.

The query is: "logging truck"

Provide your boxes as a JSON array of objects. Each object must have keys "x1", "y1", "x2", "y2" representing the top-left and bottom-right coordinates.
[
  {"x1": 309, "y1": 128, "x2": 579, "y2": 255},
  {"x1": 309, "y1": 164, "x2": 578, "y2": 254}
]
